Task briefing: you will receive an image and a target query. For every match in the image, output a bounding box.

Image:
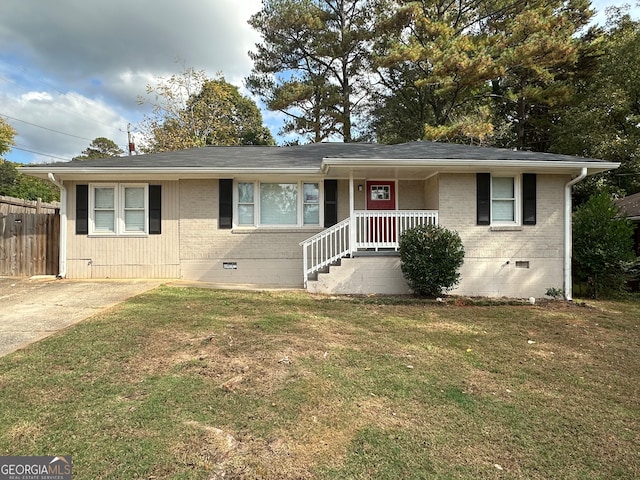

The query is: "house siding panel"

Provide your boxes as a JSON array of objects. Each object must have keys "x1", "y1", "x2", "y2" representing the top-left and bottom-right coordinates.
[
  {"x1": 66, "y1": 180, "x2": 180, "y2": 279},
  {"x1": 351, "y1": 179, "x2": 367, "y2": 212},
  {"x1": 398, "y1": 180, "x2": 425, "y2": 209},
  {"x1": 337, "y1": 180, "x2": 352, "y2": 221},
  {"x1": 424, "y1": 176, "x2": 439, "y2": 210}
]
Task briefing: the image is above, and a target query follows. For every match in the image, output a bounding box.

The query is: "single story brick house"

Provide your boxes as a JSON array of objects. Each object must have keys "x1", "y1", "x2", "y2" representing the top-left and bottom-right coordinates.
[{"x1": 24, "y1": 141, "x2": 618, "y2": 299}]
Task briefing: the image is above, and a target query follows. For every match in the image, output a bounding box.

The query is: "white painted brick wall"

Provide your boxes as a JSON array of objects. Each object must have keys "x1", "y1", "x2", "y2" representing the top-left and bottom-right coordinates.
[
  {"x1": 438, "y1": 173, "x2": 567, "y2": 297},
  {"x1": 178, "y1": 179, "x2": 320, "y2": 285},
  {"x1": 177, "y1": 174, "x2": 570, "y2": 297}
]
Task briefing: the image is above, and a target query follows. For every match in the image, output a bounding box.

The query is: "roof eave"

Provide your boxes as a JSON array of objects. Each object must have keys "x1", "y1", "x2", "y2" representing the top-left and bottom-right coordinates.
[
  {"x1": 22, "y1": 166, "x2": 323, "y2": 180},
  {"x1": 23, "y1": 158, "x2": 621, "y2": 180},
  {"x1": 320, "y1": 158, "x2": 620, "y2": 175}
]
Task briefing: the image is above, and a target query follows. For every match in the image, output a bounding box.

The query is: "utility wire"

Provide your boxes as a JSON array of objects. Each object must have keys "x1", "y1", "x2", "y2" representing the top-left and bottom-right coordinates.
[
  {"x1": 9, "y1": 145, "x2": 71, "y2": 162},
  {"x1": 3, "y1": 112, "x2": 130, "y2": 153},
  {"x1": 0, "y1": 63, "x2": 129, "y2": 133},
  {"x1": 0, "y1": 113, "x2": 95, "y2": 142}
]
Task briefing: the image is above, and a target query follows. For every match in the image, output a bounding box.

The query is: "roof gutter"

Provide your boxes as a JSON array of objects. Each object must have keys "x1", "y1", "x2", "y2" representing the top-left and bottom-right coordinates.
[
  {"x1": 48, "y1": 173, "x2": 67, "y2": 279},
  {"x1": 25, "y1": 166, "x2": 322, "y2": 178},
  {"x1": 321, "y1": 158, "x2": 620, "y2": 175},
  {"x1": 564, "y1": 168, "x2": 587, "y2": 300}
]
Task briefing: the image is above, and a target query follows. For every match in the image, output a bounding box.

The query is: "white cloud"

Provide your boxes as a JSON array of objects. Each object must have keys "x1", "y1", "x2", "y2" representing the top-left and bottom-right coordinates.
[
  {"x1": 0, "y1": 0, "x2": 264, "y2": 163},
  {"x1": 4, "y1": 90, "x2": 130, "y2": 163},
  {"x1": 21, "y1": 92, "x2": 53, "y2": 102}
]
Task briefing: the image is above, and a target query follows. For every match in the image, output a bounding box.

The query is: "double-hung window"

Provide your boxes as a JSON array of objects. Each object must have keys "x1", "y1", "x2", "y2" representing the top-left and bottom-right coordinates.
[
  {"x1": 477, "y1": 173, "x2": 536, "y2": 226},
  {"x1": 93, "y1": 186, "x2": 116, "y2": 233},
  {"x1": 237, "y1": 182, "x2": 255, "y2": 226},
  {"x1": 303, "y1": 183, "x2": 320, "y2": 225},
  {"x1": 90, "y1": 183, "x2": 148, "y2": 235},
  {"x1": 233, "y1": 181, "x2": 320, "y2": 227},
  {"x1": 491, "y1": 177, "x2": 517, "y2": 224}
]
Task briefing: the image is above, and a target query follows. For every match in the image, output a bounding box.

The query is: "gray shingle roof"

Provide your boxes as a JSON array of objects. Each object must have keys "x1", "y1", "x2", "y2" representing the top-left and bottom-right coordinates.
[
  {"x1": 25, "y1": 141, "x2": 608, "y2": 171},
  {"x1": 336, "y1": 141, "x2": 606, "y2": 162},
  {"x1": 616, "y1": 192, "x2": 640, "y2": 218}
]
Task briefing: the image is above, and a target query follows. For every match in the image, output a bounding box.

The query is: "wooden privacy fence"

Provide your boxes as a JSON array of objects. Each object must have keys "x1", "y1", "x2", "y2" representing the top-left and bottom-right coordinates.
[
  {"x1": 0, "y1": 195, "x2": 60, "y2": 214},
  {"x1": 0, "y1": 196, "x2": 60, "y2": 276}
]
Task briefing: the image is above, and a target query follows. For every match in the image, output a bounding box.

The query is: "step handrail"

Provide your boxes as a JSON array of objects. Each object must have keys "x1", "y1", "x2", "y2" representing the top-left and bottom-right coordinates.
[{"x1": 299, "y1": 218, "x2": 351, "y2": 287}]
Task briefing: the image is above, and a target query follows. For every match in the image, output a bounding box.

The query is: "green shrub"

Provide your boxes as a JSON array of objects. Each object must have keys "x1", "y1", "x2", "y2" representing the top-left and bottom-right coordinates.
[
  {"x1": 399, "y1": 224, "x2": 465, "y2": 297},
  {"x1": 573, "y1": 192, "x2": 635, "y2": 298},
  {"x1": 545, "y1": 287, "x2": 565, "y2": 300}
]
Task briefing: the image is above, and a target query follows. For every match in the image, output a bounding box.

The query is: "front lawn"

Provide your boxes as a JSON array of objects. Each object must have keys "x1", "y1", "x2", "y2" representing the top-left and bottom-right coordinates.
[{"x1": 0, "y1": 287, "x2": 638, "y2": 479}]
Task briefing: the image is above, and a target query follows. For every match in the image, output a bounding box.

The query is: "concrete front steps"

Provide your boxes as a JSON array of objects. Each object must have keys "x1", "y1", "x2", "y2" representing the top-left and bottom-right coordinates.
[{"x1": 306, "y1": 253, "x2": 412, "y2": 295}]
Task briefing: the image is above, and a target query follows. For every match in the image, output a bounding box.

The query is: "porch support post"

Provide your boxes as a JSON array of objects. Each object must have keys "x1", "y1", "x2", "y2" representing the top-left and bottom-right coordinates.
[{"x1": 349, "y1": 171, "x2": 356, "y2": 254}]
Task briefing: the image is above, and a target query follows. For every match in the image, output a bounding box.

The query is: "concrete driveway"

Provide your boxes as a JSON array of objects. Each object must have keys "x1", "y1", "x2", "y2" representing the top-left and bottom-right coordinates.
[{"x1": 0, "y1": 276, "x2": 161, "y2": 357}]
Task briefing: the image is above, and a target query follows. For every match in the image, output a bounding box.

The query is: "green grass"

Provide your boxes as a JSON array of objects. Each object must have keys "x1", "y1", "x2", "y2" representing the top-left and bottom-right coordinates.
[{"x1": 0, "y1": 287, "x2": 638, "y2": 479}]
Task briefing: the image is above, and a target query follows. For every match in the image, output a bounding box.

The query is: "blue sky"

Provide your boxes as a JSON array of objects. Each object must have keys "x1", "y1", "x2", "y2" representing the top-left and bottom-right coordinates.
[{"x1": 0, "y1": 0, "x2": 637, "y2": 164}]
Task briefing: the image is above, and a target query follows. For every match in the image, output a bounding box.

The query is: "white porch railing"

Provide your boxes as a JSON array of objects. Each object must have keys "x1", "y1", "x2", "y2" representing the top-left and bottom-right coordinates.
[
  {"x1": 299, "y1": 217, "x2": 352, "y2": 285},
  {"x1": 300, "y1": 210, "x2": 438, "y2": 286}
]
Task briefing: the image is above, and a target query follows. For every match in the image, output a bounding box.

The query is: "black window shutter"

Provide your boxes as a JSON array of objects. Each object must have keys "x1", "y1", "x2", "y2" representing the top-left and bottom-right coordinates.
[
  {"x1": 149, "y1": 185, "x2": 162, "y2": 234},
  {"x1": 522, "y1": 174, "x2": 536, "y2": 225},
  {"x1": 476, "y1": 173, "x2": 491, "y2": 225},
  {"x1": 324, "y1": 179, "x2": 338, "y2": 227},
  {"x1": 219, "y1": 179, "x2": 233, "y2": 229},
  {"x1": 76, "y1": 184, "x2": 89, "y2": 234}
]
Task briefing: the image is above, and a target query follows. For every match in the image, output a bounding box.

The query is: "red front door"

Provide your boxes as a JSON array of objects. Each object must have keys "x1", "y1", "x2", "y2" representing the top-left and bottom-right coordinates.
[
  {"x1": 366, "y1": 181, "x2": 396, "y2": 243},
  {"x1": 366, "y1": 181, "x2": 396, "y2": 211}
]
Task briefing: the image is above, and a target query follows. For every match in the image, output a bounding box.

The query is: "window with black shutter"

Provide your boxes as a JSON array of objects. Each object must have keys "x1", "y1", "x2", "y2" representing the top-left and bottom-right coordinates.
[
  {"x1": 219, "y1": 179, "x2": 233, "y2": 229},
  {"x1": 522, "y1": 174, "x2": 536, "y2": 225},
  {"x1": 76, "y1": 184, "x2": 89, "y2": 234},
  {"x1": 476, "y1": 173, "x2": 490, "y2": 225},
  {"x1": 324, "y1": 179, "x2": 338, "y2": 227},
  {"x1": 477, "y1": 173, "x2": 537, "y2": 226},
  {"x1": 149, "y1": 185, "x2": 162, "y2": 234}
]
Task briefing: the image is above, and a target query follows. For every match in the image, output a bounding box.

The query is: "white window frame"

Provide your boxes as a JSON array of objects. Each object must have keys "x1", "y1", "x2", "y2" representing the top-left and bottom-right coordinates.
[
  {"x1": 237, "y1": 182, "x2": 256, "y2": 226},
  {"x1": 89, "y1": 183, "x2": 149, "y2": 236},
  {"x1": 233, "y1": 180, "x2": 323, "y2": 228},
  {"x1": 302, "y1": 182, "x2": 320, "y2": 226},
  {"x1": 370, "y1": 184, "x2": 391, "y2": 201},
  {"x1": 491, "y1": 175, "x2": 521, "y2": 226}
]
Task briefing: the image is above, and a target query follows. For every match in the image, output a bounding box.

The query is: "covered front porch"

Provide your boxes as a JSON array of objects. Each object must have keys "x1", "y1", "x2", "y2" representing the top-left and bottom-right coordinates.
[
  {"x1": 300, "y1": 160, "x2": 442, "y2": 288},
  {"x1": 300, "y1": 209, "x2": 438, "y2": 287}
]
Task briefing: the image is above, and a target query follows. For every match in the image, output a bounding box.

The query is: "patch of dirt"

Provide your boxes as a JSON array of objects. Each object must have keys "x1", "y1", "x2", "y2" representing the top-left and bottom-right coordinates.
[
  {"x1": 5, "y1": 420, "x2": 45, "y2": 447},
  {"x1": 171, "y1": 421, "x2": 242, "y2": 479},
  {"x1": 172, "y1": 419, "x2": 339, "y2": 480},
  {"x1": 462, "y1": 370, "x2": 514, "y2": 400}
]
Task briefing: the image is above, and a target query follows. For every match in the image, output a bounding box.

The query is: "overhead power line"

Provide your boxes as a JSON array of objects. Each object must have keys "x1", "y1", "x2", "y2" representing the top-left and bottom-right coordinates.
[
  {"x1": 0, "y1": 62, "x2": 129, "y2": 133},
  {"x1": 10, "y1": 144, "x2": 71, "y2": 162},
  {"x1": 0, "y1": 113, "x2": 95, "y2": 142}
]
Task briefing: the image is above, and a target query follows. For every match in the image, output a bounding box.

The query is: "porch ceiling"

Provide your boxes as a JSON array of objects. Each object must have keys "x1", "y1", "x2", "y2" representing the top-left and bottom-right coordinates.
[{"x1": 324, "y1": 164, "x2": 441, "y2": 179}]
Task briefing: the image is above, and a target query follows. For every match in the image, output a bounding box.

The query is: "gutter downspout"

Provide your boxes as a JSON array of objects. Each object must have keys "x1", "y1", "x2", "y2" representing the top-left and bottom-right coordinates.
[
  {"x1": 48, "y1": 173, "x2": 67, "y2": 278},
  {"x1": 564, "y1": 168, "x2": 587, "y2": 300}
]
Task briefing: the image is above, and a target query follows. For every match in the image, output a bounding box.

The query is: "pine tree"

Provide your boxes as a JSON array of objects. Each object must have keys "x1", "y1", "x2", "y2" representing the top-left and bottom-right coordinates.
[{"x1": 247, "y1": 0, "x2": 374, "y2": 142}]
